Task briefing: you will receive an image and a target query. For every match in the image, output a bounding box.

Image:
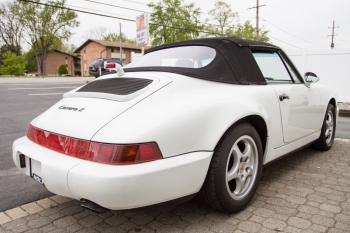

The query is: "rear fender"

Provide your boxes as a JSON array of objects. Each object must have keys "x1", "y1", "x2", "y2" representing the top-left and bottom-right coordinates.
[{"x1": 92, "y1": 75, "x2": 283, "y2": 158}]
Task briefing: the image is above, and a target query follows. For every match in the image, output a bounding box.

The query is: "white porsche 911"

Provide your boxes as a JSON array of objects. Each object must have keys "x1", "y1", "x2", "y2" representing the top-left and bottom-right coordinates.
[{"x1": 13, "y1": 37, "x2": 337, "y2": 213}]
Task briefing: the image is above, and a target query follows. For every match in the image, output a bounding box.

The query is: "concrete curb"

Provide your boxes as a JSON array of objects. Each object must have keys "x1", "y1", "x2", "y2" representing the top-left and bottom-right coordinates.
[
  {"x1": 338, "y1": 103, "x2": 350, "y2": 117},
  {"x1": 339, "y1": 109, "x2": 350, "y2": 117}
]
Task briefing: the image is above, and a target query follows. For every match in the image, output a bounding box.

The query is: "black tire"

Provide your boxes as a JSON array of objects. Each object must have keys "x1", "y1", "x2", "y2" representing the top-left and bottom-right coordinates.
[
  {"x1": 198, "y1": 123, "x2": 263, "y2": 213},
  {"x1": 312, "y1": 104, "x2": 336, "y2": 151}
]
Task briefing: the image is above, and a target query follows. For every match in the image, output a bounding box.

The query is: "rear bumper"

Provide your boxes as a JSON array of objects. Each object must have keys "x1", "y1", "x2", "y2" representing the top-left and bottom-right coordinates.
[{"x1": 13, "y1": 136, "x2": 212, "y2": 210}]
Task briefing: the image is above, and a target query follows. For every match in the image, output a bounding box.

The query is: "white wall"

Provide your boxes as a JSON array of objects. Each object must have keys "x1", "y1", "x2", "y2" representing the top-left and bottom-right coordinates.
[{"x1": 285, "y1": 49, "x2": 350, "y2": 102}]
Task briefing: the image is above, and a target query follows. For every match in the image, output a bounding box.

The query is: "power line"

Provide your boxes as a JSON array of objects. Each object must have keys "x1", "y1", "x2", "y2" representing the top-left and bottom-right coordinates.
[
  {"x1": 65, "y1": 4, "x2": 135, "y2": 20},
  {"x1": 263, "y1": 20, "x2": 350, "y2": 46},
  {"x1": 268, "y1": 35, "x2": 303, "y2": 49},
  {"x1": 266, "y1": 3, "x2": 327, "y2": 30},
  {"x1": 84, "y1": 0, "x2": 151, "y2": 13},
  {"x1": 18, "y1": 0, "x2": 136, "y2": 22},
  {"x1": 22, "y1": 0, "x2": 326, "y2": 50},
  {"x1": 339, "y1": 27, "x2": 350, "y2": 41},
  {"x1": 115, "y1": 0, "x2": 148, "y2": 5},
  {"x1": 284, "y1": 0, "x2": 331, "y2": 24},
  {"x1": 83, "y1": 0, "x2": 227, "y2": 29},
  {"x1": 105, "y1": 0, "x2": 213, "y2": 16},
  {"x1": 260, "y1": 18, "x2": 326, "y2": 38},
  {"x1": 17, "y1": 0, "x2": 226, "y2": 37},
  {"x1": 262, "y1": 18, "x2": 329, "y2": 48}
]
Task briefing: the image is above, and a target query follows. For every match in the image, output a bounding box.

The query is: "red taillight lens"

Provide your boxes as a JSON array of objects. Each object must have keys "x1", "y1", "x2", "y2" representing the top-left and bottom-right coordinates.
[
  {"x1": 87, "y1": 142, "x2": 162, "y2": 164},
  {"x1": 27, "y1": 125, "x2": 90, "y2": 159},
  {"x1": 27, "y1": 125, "x2": 162, "y2": 165},
  {"x1": 105, "y1": 63, "x2": 116, "y2": 69}
]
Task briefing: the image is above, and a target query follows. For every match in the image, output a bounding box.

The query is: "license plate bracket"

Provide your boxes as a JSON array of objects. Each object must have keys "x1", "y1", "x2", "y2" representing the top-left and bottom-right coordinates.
[
  {"x1": 32, "y1": 173, "x2": 44, "y2": 185},
  {"x1": 29, "y1": 158, "x2": 44, "y2": 185}
]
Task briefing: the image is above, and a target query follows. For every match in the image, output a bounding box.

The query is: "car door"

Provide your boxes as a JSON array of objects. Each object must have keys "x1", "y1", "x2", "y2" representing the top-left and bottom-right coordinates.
[{"x1": 253, "y1": 51, "x2": 323, "y2": 143}]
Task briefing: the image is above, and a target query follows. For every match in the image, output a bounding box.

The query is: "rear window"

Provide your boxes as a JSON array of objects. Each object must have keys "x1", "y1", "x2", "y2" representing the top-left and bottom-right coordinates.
[
  {"x1": 125, "y1": 46, "x2": 216, "y2": 69},
  {"x1": 90, "y1": 60, "x2": 126, "y2": 67},
  {"x1": 90, "y1": 60, "x2": 103, "y2": 67}
]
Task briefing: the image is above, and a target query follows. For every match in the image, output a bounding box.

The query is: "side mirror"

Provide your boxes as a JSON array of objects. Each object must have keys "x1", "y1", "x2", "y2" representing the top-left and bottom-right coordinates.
[{"x1": 304, "y1": 72, "x2": 320, "y2": 85}]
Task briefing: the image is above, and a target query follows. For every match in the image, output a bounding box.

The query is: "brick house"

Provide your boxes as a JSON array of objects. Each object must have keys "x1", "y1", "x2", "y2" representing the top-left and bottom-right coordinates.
[
  {"x1": 45, "y1": 50, "x2": 80, "y2": 76},
  {"x1": 74, "y1": 39, "x2": 146, "y2": 76}
]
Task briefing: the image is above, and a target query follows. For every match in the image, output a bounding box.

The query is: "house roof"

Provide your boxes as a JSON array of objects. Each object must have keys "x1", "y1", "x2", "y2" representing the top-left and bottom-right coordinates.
[
  {"x1": 74, "y1": 39, "x2": 150, "y2": 53},
  {"x1": 51, "y1": 49, "x2": 79, "y2": 58}
]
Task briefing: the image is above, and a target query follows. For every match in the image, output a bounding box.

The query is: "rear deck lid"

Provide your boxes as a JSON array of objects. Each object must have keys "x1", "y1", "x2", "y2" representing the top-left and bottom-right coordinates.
[{"x1": 31, "y1": 73, "x2": 172, "y2": 140}]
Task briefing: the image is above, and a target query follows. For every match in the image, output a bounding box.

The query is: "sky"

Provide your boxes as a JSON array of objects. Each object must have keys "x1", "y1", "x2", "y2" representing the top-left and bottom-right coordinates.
[{"x1": 3, "y1": 0, "x2": 350, "y2": 51}]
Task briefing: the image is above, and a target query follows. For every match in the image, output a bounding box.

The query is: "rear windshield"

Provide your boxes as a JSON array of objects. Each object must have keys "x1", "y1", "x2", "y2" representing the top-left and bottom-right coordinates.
[
  {"x1": 90, "y1": 60, "x2": 103, "y2": 67},
  {"x1": 90, "y1": 60, "x2": 125, "y2": 67},
  {"x1": 125, "y1": 46, "x2": 216, "y2": 69}
]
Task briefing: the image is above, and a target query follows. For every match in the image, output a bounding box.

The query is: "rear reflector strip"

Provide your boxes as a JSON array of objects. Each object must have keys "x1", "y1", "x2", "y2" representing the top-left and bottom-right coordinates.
[{"x1": 27, "y1": 125, "x2": 162, "y2": 165}]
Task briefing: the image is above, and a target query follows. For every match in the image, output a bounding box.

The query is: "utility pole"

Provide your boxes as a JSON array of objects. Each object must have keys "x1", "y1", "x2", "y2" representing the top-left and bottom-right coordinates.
[
  {"x1": 248, "y1": 0, "x2": 266, "y2": 41},
  {"x1": 120, "y1": 23, "x2": 123, "y2": 61},
  {"x1": 328, "y1": 20, "x2": 339, "y2": 49}
]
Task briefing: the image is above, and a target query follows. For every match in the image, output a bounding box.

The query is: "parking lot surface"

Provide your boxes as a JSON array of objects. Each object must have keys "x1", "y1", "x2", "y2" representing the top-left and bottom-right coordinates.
[
  {"x1": 1, "y1": 139, "x2": 349, "y2": 233},
  {"x1": 0, "y1": 78, "x2": 93, "y2": 212}
]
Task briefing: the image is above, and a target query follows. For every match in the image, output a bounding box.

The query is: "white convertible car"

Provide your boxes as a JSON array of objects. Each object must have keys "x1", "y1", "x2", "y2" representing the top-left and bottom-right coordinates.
[{"x1": 13, "y1": 37, "x2": 337, "y2": 213}]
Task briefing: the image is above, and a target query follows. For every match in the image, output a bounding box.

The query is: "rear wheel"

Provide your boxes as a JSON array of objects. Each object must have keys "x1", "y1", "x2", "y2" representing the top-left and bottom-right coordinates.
[
  {"x1": 199, "y1": 123, "x2": 263, "y2": 213},
  {"x1": 312, "y1": 104, "x2": 336, "y2": 151}
]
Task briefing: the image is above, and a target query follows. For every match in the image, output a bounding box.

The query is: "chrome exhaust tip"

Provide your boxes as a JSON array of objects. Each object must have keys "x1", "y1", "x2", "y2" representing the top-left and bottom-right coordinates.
[{"x1": 80, "y1": 200, "x2": 109, "y2": 214}]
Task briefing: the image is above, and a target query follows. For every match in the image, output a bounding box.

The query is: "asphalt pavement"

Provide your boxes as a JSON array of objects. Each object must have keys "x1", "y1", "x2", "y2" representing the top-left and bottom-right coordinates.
[
  {"x1": 0, "y1": 77, "x2": 93, "y2": 212},
  {"x1": 0, "y1": 77, "x2": 349, "y2": 214}
]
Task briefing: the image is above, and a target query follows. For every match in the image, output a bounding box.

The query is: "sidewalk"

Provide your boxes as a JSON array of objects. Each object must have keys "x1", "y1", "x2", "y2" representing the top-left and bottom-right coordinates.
[{"x1": 1, "y1": 138, "x2": 349, "y2": 233}]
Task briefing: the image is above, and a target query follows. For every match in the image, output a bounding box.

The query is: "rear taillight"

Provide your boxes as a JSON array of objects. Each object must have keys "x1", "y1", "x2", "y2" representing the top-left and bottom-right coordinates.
[
  {"x1": 27, "y1": 125, "x2": 162, "y2": 165},
  {"x1": 105, "y1": 63, "x2": 116, "y2": 69},
  {"x1": 27, "y1": 125, "x2": 90, "y2": 159},
  {"x1": 87, "y1": 142, "x2": 162, "y2": 164}
]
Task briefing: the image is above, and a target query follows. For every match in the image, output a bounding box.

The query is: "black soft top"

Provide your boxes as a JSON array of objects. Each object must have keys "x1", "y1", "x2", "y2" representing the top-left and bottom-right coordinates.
[{"x1": 124, "y1": 37, "x2": 282, "y2": 85}]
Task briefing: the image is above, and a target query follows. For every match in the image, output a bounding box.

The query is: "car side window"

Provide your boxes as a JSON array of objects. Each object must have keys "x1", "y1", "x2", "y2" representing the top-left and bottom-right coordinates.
[
  {"x1": 280, "y1": 55, "x2": 302, "y2": 83},
  {"x1": 252, "y1": 52, "x2": 293, "y2": 83}
]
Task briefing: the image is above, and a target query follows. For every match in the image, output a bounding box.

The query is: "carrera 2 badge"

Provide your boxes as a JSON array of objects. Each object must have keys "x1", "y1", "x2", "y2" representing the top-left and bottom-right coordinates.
[{"x1": 59, "y1": 105, "x2": 85, "y2": 112}]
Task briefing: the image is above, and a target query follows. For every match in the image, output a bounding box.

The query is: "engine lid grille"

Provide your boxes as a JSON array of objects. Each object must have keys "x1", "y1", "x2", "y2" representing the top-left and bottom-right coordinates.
[{"x1": 77, "y1": 78, "x2": 153, "y2": 95}]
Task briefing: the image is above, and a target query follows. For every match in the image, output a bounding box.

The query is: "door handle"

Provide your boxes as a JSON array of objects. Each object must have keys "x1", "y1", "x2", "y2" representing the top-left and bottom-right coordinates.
[{"x1": 279, "y1": 93, "x2": 290, "y2": 101}]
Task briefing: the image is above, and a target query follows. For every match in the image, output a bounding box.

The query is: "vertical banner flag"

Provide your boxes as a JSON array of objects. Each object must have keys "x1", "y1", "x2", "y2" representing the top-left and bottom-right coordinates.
[{"x1": 136, "y1": 13, "x2": 149, "y2": 46}]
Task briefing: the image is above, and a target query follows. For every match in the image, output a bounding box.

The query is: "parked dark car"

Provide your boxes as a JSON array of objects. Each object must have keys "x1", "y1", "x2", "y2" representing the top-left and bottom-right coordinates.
[{"x1": 88, "y1": 59, "x2": 127, "y2": 78}]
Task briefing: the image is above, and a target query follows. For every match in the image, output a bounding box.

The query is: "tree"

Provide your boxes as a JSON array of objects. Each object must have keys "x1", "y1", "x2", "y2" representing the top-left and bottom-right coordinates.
[
  {"x1": 148, "y1": 0, "x2": 203, "y2": 46},
  {"x1": 0, "y1": 51, "x2": 26, "y2": 75},
  {"x1": 58, "y1": 64, "x2": 68, "y2": 75},
  {"x1": 24, "y1": 48, "x2": 37, "y2": 72},
  {"x1": 103, "y1": 32, "x2": 136, "y2": 44},
  {"x1": 15, "y1": 0, "x2": 79, "y2": 76},
  {"x1": 231, "y1": 21, "x2": 269, "y2": 42},
  {"x1": 0, "y1": 44, "x2": 21, "y2": 66},
  {"x1": 0, "y1": 1, "x2": 23, "y2": 56},
  {"x1": 61, "y1": 43, "x2": 77, "y2": 55},
  {"x1": 204, "y1": 1, "x2": 238, "y2": 37},
  {"x1": 204, "y1": 1, "x2": 270, "y2": 42},
  {"x1": 82, "y1": 26, "x2": 108, "y2": 40}
]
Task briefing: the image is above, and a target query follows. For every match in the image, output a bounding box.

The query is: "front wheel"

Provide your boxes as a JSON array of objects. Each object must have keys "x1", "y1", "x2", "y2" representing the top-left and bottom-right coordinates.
[
  {"x1": 312, "y1": 104, "x2": 336, "y2": 151},
  {"x1": 198, "y1": 123, "x2": 263, "y2": 213}
]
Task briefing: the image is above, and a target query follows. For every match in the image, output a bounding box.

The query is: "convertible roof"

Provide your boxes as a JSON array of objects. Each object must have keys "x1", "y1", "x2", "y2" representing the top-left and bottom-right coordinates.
[
  {"x1": 145, "y1": 37, "x2": 280, "y2": 53},
  {"x1": 124, "y1": 37, "x2": 282, "y2": 85}
]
